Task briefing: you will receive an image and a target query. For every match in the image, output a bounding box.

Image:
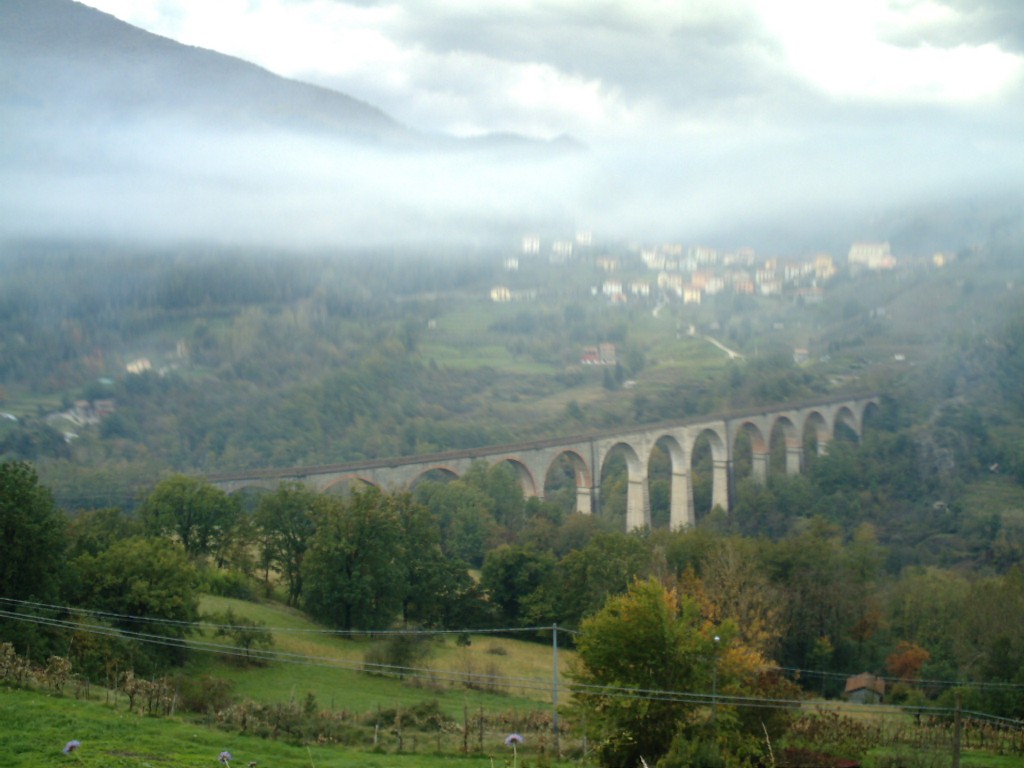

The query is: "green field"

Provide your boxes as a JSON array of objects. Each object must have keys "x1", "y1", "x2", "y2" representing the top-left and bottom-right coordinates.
[
  {"x1": 0, "y1": 684, "x2": 558, "y2": 768},
  {"x1": 193, "y1": 596, "x2": 569, "y2": 721},
  {"x1": 0, "y1": 595, "x2": 578, "y2": 767}
]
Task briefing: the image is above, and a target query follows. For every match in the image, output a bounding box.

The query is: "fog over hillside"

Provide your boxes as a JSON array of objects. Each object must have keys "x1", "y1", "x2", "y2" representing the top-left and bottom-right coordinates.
[{"x1": 2, "y1": 0, "x2": 1024, "y2": 250}]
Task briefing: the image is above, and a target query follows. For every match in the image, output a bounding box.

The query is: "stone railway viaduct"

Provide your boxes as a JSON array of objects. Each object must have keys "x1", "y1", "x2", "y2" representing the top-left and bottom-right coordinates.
[{"x1": 209, "y1": 393, "x2": 880, "y2": 531}]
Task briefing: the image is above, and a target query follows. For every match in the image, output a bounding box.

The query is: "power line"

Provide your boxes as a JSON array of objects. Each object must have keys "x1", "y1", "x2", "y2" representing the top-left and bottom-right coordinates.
[
  {"x1": 0, "y1": 596, "x2": 570, "y2": 637},
  {"x1": 3, "y1": 597, "x2": 1022, "y2": 707},
  {"x1": 0, "y1": 609, "x2": 557, "y2": 693},
  {"x1": 4, "y1": 606, "x2": 1019, "y2": 733},
  {"x1": 3, "y1": 608, "x2": 1023, "y2": 731}
]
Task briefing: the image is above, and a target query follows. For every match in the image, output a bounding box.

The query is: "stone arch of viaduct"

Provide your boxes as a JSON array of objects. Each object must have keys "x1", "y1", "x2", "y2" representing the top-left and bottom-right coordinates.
[{"x1": 209, "y1": 394, "x2": 880, "y2": 531}]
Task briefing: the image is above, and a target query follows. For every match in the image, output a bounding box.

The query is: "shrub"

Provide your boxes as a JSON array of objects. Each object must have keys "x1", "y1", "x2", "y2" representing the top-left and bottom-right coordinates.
[
  {"x1": 206, "y1": 608, "x2": 274, "y2": 666},
  {"x1": 171, "y1": 673, "x2": 235, "y2": 714},
  {"x1": 363, "y1": 633, "x2": 432, "y2": 678},
  {"x1": 200, "y1": 568, "x2": 259, "y2": 600},
  {"x1": 363, "y1": 699, "x2": 455, "y2": 732}
]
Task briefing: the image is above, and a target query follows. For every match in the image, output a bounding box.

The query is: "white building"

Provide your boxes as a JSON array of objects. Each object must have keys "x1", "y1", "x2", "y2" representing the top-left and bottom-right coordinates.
[{"x1": 848, "y1": 242, "x2": 895, "y2": 270}]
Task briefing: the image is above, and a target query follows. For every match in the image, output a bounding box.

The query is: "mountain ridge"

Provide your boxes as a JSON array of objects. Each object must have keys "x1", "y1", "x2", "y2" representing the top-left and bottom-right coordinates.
[
  {"x1": 0, "y1": 0, "x2": 578, "y2": 150},
  {"x1": 0, "y1": 0, "x2": 585, "y2": 246}
]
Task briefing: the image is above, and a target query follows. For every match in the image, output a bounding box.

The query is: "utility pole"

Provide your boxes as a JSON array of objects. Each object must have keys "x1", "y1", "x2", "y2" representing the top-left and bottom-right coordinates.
[
  {"x1": 552, "y1": 623, "x2": 561, "y2": 757},
  {"x1": 952, "y1": 691, "x2": 962, "y2": 768},
  {"x1": 712, "y1": 635, "x2": 721, "y2": 729}
]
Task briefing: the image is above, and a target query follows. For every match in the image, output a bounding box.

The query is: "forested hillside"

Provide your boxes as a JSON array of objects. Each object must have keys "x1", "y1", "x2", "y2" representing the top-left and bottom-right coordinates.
[{"x1": 2, "y1": 232, "x2": 1024, "y2": 537}]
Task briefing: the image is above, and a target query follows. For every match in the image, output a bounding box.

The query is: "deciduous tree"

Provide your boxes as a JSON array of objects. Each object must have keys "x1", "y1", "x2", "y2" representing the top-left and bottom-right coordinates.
[
  {"x1": 0, "y1": 461, "x2": 67, "y2": 652},
  {"x1": 394, "y1": 493, "x2": 480, "y2": 628},
  {"x1": 209, "y1": 607, "x2": 274, "y2": 665},
  {"x1": 571, "y1": 578, "x2": 716, "y2": 767},
  {"x1": 556, "y1": 532, "x2": 651, "y2": 627},
  {"x1": 302, "y1": 489, "x2": 407, "y2": 631},
  {"x1": 0, "y1": 461, "x2": 66, "y2": 603},
  {"x1": 886, "y1": 640, "x2": 930, "y2": 682},
  {"x1": 140, "y1": 475, "x2": 241, "y2": 562},
  {"x1": 413, "y1": 479, "x2": 501, "y2": 566},
  {"x1": 69, "y1": 537, "x2": 199, "y2": 670},
  {"x1": 480, "y1": 544, "x2": 556, "y2": 625},
  {"x1": 254, "y1": 482, "x2": 319, "y2": 606}
]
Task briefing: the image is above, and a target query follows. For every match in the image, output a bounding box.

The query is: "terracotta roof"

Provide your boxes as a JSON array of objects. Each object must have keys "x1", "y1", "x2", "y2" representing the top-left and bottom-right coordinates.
[{"x1": 844, "y1": 673, "x2": 885, "y2": 696}]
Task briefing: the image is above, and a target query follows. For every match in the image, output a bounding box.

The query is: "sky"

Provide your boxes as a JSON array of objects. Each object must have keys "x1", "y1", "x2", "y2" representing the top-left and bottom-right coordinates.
[
  {"x1": 72, "y1": 0, "x2": 1024, "y2": 140},
  {"x1": 14, "y1": 0, "x2": 1024, "y2": 248}
]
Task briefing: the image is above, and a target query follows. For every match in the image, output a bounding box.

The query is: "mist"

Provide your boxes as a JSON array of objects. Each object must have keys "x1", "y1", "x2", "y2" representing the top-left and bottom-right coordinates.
[{"x1": 5, "y1": 108, "x2": 1023, "y2": 254}]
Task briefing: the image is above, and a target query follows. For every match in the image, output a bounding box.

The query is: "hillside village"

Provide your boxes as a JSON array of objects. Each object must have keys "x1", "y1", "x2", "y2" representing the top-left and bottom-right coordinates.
[{"x1": 493, "y1": 236, "x2": 955, "y2": 307}]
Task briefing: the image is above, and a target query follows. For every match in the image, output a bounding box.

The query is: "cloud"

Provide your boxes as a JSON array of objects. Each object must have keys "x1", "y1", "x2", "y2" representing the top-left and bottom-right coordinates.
[
  {"x1": 0, "y1": 116, "x2": 594, "y2": 247},
  {"x1": 18, "y1": 0, "x2": 1024, "y2": 249},
  {"x1": 756, "y1": 0, "x2": 1024, "y2": 104},
  {"x1": 920, "y1": 0, "x2": 1024, "y2": 54},
  {"x1": 75, "y1": 0, "x2": 1024, "y2": 145}
]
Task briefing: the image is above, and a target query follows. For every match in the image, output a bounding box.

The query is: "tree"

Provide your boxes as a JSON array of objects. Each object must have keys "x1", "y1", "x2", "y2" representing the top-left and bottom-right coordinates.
[
  {"x1": 555, "y1": 532, "x2": 651, "y2": 627},
  {"x1": 209, "y1": 607, "x2": 274, "y2": 666},
  {"x1": 0, "y1": 461, "x2": 66, "y2": 603},
  {"x1": 480, "y1": 545, "x2": 556, "y2": 626},
  {"x1": 302, "y1": 489, "x2": 407, "y2": 631},
  {"x1": 464, "y1": 461, "x2": 527, "y2": 535},
  {"x1": 886, "y1": 566, "x2": 968, "y2": 681},
  {"x1": 687, "y1": 537, "x2": 783, "y2": 656},
  {"x1": 254, "y1": 482, "x2": 319, "y2": 606},
  {"x1": 0, "y1": 461, "x2": 67, "y2": 652},
  {"x1": 0, "y1": 419, "x2": 72, "y2": 460},
  {"x1": 413, "y1": 479, "x2": 501, "y2": 566},
  {"x1": 571, "y1": 578, "x2": 717, "y2": 767},
  {"x1": 951, "y1": 566, "x2": 1024, "y2": 717},
  {"x1": 66, "y1": 507, "x2": 142, "y2": 558},
  {"x1": 517, "y1": 496, "x2": 567, "y2": 552},
  {"x1": 139, "y1": 475, "x2": 241, "y2": 562},
  {"x1": 886, "y1": 640, "x2": 930, "y2": 683},
  {"x1": 393, "y1": 493, "x2": 480, "y2": 628},
  {"x1": 762, "y1": 520, "x2": 866, "y2": 675},
  {"x1": 573, "y1": 576, "x2": 798, "y2": 768},
  {"x1": 69, "y1": 537, "x2": 199, "y2": 670}
]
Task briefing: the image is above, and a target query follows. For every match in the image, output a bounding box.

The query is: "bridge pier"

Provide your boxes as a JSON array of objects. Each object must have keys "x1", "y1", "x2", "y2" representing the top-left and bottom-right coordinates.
[
  {"x1": 576, "y1": 484, "x2": 594, "y2": 515},
  {"x1": 786, "y1": 445, "x2": 803, "y2": 475},
  {"x1": 626, "y1": 469, "x2": 650, "y2": 531},
  {"x1": 712, "y1": 459, "x2": 730, "y2": 511},
  {"x1": 670, "y1": 467, "x2": 694, "y2": 529},
  {"x1": 751, "y1": 451, "x2": 769, "y2": 483}
]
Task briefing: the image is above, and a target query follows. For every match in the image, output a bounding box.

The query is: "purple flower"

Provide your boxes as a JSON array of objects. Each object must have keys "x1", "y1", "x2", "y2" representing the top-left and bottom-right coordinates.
[
  {"x1": 63, "y1": 740, "x2": 81, "y2": 755},
  {"x1": 505, "y1": 733, "x2": 524, "y2": 746},
  {"x1": 219, "y1": 751, "x2": 233, "y2": 765}
]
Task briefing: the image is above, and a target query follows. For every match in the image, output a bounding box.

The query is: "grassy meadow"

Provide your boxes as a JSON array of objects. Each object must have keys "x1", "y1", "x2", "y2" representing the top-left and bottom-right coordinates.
[
  {"x1": 0, "y1": 595, "x2": 579, "y2": 767},
  {"x1": 193, "y1": 596, "x2": 569, "y2": 721},
  {"x1": 0, "y1": 684, "x2": 555, "y2": 768}
]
